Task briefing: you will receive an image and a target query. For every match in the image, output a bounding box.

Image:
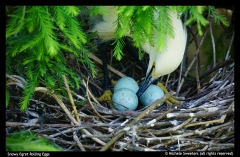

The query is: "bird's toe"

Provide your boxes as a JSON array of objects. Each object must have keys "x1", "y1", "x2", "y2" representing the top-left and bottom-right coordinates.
[
  {"x1": 97, "y1": 89, "x2": 115, "y2": 109},
  {"x1": 156, "y1": 82, "x2": 181, "y2": 105}
]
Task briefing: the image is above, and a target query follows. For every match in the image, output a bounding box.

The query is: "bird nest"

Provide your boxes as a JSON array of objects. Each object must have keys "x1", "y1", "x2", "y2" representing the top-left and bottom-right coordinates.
[{"x1": 6, "y1": 39, "x2": 234, "y2": 152}]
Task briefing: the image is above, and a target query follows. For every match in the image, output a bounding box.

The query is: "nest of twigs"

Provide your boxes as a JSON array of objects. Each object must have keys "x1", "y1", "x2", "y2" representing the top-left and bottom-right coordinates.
[{"x1": 6, "y1": 35, "x2": 234, "y2": 151}]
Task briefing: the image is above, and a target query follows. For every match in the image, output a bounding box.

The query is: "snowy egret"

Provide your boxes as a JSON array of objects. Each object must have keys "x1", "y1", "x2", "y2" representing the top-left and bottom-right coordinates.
[
  {"x1": 84, "y1": 6, "x2": 187, "y2": 105},
  {"x1": 136, "y1": 10, "x2": 187, "y2": 98}
]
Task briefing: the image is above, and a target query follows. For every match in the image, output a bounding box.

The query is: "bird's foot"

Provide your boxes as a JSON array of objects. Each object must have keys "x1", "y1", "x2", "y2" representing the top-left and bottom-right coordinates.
[
  {"x1": 111, "y1": 79, "x2": 117, "y2": 87},
  {"x1": 156, "y1": 82, "x2": 181, "y2": 105},
  {"x1": 97, "y1": 89, "x2": 115, "y2": 109}
]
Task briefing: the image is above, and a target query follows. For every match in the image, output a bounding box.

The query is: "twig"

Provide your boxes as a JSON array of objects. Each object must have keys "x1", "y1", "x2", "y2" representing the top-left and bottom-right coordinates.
[
  {"x1": 165, "y1": 74, "x2": 170, "y2": 88},
  {"x1": 48, "y1": 123, "x2": 121, "y2": 138},
  {"x1": 196, "y1": 25, "x2": 210, "y2": 92},
  {"x1": 176, "y1": 26, "x2": 192, "y2": 96},
  {"x1": 73, "y1": 131, "x2": 86, "y2": 151},
  {"x1": 6, "y1": 74, "x2": 26, "y2": 85},
  {"x1": 62, "y1": 75, "x2": 80, "y2": 123},
  {"x1": 181, "y1": 58, "x2": 234, "y2": 91},
  {"x1": 50, "y1": 92, "x2": 79, "y2": 125},
  {"x1": 35, "y1": 87, "x2": 106, "y2": 146},
  {"x1": 82, "y1": 133, "x2": 114, "y2": 139},
  {"x1": 115, "y1": 141, "x2": 156, "y2": 151},
  {"x1": 180, "y1": 137, "x2": 234, "y2": 147},
  {"x1": 145, "y1": 118, "x2": 193, "y2": 136},
  {"x1": 209, "y1": 16, "x2": 216, "y2": 67},
  {"x1": 6, "y1": 122, "x2": 74, "y2": 128},
  {"x1": 166, "y1": 108, "x2": 233, "y2": 119},
  {"x1": 81, "y1": 129, "x2": 106, "y2": 146},
  {"x1": 34, "y1": 87, "x2": 79, "y2": 125},
  {"x1": 87, "y1": 52, "x2": 125, "y2": 77},
  {"x1": 184, "y1": 103, "x2": 233, "y2": 128},
  {"x1": 82, "y1": 78, "x2": 111, "y2": 121},
  {"x1": 225, "y1": 31, "x2": 234, "y2": 61},
  {"x1": 177, "y1": 26, "x2": 209, "y2": 94},
  {"x1": 100, "y1": 92, "x2": 174, "y2": 151},
  {"x1": 187, "y1": 83, "x2": 234, "y2": 108},
  {"x1": 177, "y1": 60, "x2": 183, "y2": 96},
  {"x1": 41, "y1": 134, "x2": 77, "y2": 145},
  {"x1": 136, "y1": 121, "x2": 233, "y2": 144},
  {"x1": 78, "y1": 70, "x2": 103, "y2": 92}
]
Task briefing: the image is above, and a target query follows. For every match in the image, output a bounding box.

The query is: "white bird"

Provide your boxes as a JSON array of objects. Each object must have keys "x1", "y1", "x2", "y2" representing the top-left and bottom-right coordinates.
[
  {"x1": 136, "y1": 9, "x2": 187, "y2": 97},
  {"x1": 84, "y1": 6, "x2": 187, "y2": 99}
]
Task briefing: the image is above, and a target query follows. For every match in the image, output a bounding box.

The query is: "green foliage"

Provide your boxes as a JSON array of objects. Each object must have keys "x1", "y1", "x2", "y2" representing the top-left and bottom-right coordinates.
[
  {"x1": 154, "y1": 6, "x2": 175, "y2": 52},
  {"x1": 89, "y1": 6, "x2": 108, "y2": 16},
  {"x1": 19, "y1": 69, "x2": 40, "y2": 111},
  {"x1": 6, "y1": 6, "x2": 96, "y2": 111},
  {"x1": 114, "y1": 6, "x2": 157, "y2": 60},
  {"x1": 6, "y1": 6, "x2": 229, "y2": 111},
  {"x1": 109, "y1": 6, "x2": 229, "y2": 61},
  {"x1": 185, "y1": 6, "x2": 209, "y2": 36},
  {"x1": 112, "y1": 38, "x2": 125, "y2": 60},
  {"x1": 6, "y1": 6, "x2": 26, "y2": 39},
  {"x1": 6, "y1": 131, "x2": 62, "y2": 151},
  {"x1": 208, "y1": 6, "x2": 229, "y2": 26},
  {"x1": 185, "y1": 6, "x2": 229, "y2": 36},
  {"x1": 108, "y1": 6, "x2": 178, "y2": 60},
  {"x1": 6, "y1": 89, "x2": 10, "y2": 107}
]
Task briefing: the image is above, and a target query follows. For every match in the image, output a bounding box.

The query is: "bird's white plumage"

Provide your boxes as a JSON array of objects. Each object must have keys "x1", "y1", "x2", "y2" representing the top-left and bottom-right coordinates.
[
  {"x1": 142, "y1": 11, "x2": 187, "y2": 78},
  {"x1": 88, "y1": 6, "x2": 122, "y2": 41},
  {"x1": 86, "y1": 6, "x2": 187, "y2": 79}
]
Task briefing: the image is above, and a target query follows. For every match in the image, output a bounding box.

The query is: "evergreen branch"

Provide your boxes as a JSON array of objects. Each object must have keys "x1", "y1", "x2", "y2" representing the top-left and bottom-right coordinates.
[
  {"x1": 63, "y1": 70, "x2": 80, "y2": 89},
  {"x1": 19, "y1": 70, "x2": 40, "y2": 111},
  {"x1": 7, "y1": 6, "x2": 230, "y2": 113},
  {"x1": 155, "y1": 6, "x2": 174, "y2": 52},
  {"x1": 6, "y1": 89, "x2": 10, "y2": 107},
  {"x1": 118, "y1": 6, "x2": 136, "y2": 17},
  {"x1": 208, "y1": 6, "x2": 229, "y2": 26},
  {"x1": 6, "y1": 131, "x2": 62, "y2": 151},
  {"x1": 185, "y1": 6, "x2": 209, "y2": 36},
  {"x1": 131, "y1": 6, "x2": 155, "y2": 48},
  {"x1": 6, "y1": 6, "x2": 26, "y2": 39},
  {"x1": 35, "y1": 6, "x2": 60, "y2": 56},
  {"x1": 6, "y1": 53, "x2": 12, "y2": 74},
  {"x1": 67, "y1": 16, "x2": 87, "y2": 47},
  {"x1": 25, "y1": 6, "x2": 40, "y2": 33},
  {"x1": 53, "y1": 6, "x2": 67, "y2": 30},
  {"x1": 19, "y1": 33, "x2": 43, "y2": 53},
  {"x1": 59, "y1": 43, "x2": 97, "y2": 78},
  {"x1": 6, "y1": 6, "x2": 96, "y2": 111},
  {"x1": 54, "y1": 6, "x2": 87, "y2": 50},
  {"x1": 114, "y1": 6, "x2": 155, "y2": 60},
  {"x1": 90, "y1": 6, "x2": 108, "y2": 16},
  {"x1": 44, "y1": 74, "x2": 56, "y2": 88},
  {"x1": 82, "y1": 51, "x2": 97, "y2": 77},
  {"x1": 59, "y1": 44, "x2": 77, "y2": 54},
  {"x1": 64, "y1": 6, "x2": 80, "y2": 16},
  {"x1": 112, "y1": 38, "x2": 125, "y2": 60}
]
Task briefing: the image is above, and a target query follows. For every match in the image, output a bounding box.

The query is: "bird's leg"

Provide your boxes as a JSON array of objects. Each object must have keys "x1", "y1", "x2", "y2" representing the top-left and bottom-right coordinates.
[
  {"x1": 96, "y1": 42, "x2": 114, "y2": 109},
  {"x1": 156, "y1": 82, "x2": 181, "y2": 105},
  {"x1": 136, "y1": 65, "x2": 155, "y2": 97}
]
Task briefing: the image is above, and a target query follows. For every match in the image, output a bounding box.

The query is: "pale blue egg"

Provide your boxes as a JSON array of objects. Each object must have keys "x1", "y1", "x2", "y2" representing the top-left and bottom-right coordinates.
[
  {"x1": 114, "y1": 77, "x2": 139, "y2": 93},
  {"x1": 112, "y1": 88, "x2": 138, "y2": 111},
  {"x1": 140, "y1": 85, "x2": 164, "y2": 106}
]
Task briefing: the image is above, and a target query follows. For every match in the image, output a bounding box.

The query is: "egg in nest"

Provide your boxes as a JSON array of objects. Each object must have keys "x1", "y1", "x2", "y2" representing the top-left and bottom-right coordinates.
[
  {"x1": 140, "y1": 84, "x2": 164, "y2": 106},
  {"x1": 112, "y1": 88, "x2": 138, "y2": 111},
  {"x1": 112, "y1": 77, "x2": 139, "y2": 111},
  {"x1": 114, "y1": 77, "x2": 139, "y2": 93}
]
